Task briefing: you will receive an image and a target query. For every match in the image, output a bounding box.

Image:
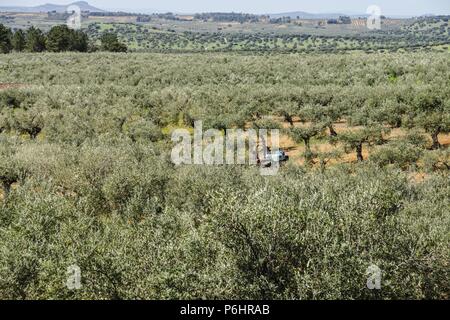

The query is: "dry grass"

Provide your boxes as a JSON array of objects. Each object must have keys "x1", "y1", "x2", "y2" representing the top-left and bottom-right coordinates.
[
  {"x1": 178, "y1": 15, "x2": 195, "y2": 21},
  {"x1": 90, "y1": 16, "x2": 138, "y2": 23}
]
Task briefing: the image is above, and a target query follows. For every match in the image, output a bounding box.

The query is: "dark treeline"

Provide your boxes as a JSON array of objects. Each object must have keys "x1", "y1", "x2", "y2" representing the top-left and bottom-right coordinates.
[
  {"x1": 269, "y1": 16, "x2": 292, "y2": 24},
  {"x1": 327, "y1": 16, "x2": 352, "y2": 25},
  {"x1": 153, "y1": 12, "x2": 179, "y2": 21},
  {"x1": 0, "y1": 24, "x2": 127, "y2": 53}
]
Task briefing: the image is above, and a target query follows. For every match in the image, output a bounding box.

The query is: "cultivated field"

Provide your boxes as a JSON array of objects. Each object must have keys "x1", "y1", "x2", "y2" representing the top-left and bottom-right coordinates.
[
  {"x1": 2, "y1": 13, "x2": 450, "y2": 53},
  {"x1": 0, "y1": 51, "x2": 448, "y2": 299}
]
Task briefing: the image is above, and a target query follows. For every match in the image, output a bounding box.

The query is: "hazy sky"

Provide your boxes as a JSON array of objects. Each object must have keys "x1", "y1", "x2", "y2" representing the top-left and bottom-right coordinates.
[{"x1": 1, "y1": 0, "x2": 449, "y2": 15}]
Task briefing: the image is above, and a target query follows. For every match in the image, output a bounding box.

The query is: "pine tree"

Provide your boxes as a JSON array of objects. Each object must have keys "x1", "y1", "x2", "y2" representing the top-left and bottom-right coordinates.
[
  {"x1": 100, "y1": 32, "x2": 127, "y2": 52},
  {"x1": 70, "y1": 30, "x2": 88, "y2": 52},
  {"x1": 25, "y1": 26, "x2": 46, "y2": 52},
  {"x1": 46, "y1": 25, "x2": 71, "y2": 52},
  {"x1": 0, "y1": 24, "x2": 12, "y2": 54},
  {"x1": 11, "y1": 29, "x2": 26, "y2": 52}
]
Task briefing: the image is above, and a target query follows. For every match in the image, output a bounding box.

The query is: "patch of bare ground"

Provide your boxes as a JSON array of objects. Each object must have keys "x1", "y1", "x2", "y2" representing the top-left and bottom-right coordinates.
[
  {"x1": 0, "y1": 83, "x2": 26, "y2": 90},
  {"x1": 408, "y1": 172, "x2": 430, "y2": 184},
  {"x1": 276, "y1": 119, "x2": 450, "y2": 169},
  {"x1": 440, "y1": 134, "x2": 450, "y2": 148},
  {"x1": 0, "y1": 183, "x2": 19, "y2": 201}
]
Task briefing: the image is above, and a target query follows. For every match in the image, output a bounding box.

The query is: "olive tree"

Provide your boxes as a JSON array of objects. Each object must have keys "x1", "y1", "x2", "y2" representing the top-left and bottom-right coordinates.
[
  {"x1": 415, "y1": 112, "x2": 450, "y2": 150},
  {"x1": 338, "y1": 126, "x2": 389, "y2": 162},
  {"x1": 276, "y1": 103, "x2": 297, "y2": 127},
  {"x1": 412, "y1": 92, "x2": 450, "y2": 149},
  {"x1": 286, "y1": 125, "x2": 325, "y2": 160},
  {"x1": 300, "y1": 104, "x2": 342, "y2": 137}
]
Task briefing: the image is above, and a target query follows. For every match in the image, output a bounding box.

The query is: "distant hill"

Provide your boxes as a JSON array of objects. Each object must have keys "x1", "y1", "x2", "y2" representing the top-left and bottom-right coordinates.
[
  {"x1": 0, "y1": 1, "x2": 105, "y2": 13},
  {"x1": 268, "y1": 11, "x2": 370, "y2": 19}
]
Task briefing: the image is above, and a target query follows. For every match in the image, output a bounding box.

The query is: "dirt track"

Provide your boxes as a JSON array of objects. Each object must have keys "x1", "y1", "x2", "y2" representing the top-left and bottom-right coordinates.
[{"x1": 0, "y1": 83, "x2": 26, "y2": 90}]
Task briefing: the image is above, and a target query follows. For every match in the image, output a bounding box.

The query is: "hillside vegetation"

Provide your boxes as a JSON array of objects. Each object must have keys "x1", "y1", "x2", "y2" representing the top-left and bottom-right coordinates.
[
  {"x1": 1, "y1": 14, "x2": 450, "y2": 53},
  {"x1": 0, "y1": 52, "x2": 448, "y2": 299}
]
